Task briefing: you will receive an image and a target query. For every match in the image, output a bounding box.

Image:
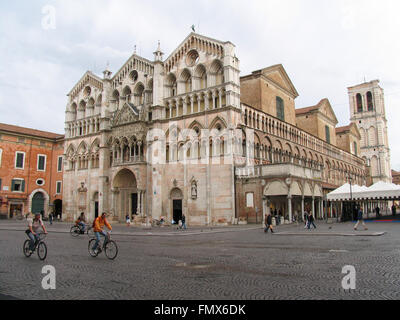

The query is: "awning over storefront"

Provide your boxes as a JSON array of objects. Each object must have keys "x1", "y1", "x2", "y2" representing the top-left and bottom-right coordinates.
[{"x1": 327, "y1": 181, "x2": 400, "y2": 201}]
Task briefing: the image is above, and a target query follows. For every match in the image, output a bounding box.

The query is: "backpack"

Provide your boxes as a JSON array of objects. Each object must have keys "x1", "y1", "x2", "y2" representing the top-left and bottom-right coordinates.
[{"x1": 92, "y1": 217, "x2": 97, "y2": 228}]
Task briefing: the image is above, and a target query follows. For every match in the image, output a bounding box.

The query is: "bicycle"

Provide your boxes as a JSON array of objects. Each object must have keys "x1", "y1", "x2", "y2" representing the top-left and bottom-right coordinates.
[
  {"x1": 88, "y1": 231, "x2": 118, "y2": 260},
  {"x1": 151, "y1": 218, "x2": 166, "y2": 227},
  {"x1": 70, "y1": 223, "x2": 94, "y2": 238},
  {"x1": 23, "y1": 233, "x2": 47, "y2": 261}
]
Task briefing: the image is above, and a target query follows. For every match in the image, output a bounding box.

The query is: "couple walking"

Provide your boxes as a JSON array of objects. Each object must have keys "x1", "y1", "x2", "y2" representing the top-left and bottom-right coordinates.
[{"x1": 304, "y1": 211, "x2": 316, "y2": 229}]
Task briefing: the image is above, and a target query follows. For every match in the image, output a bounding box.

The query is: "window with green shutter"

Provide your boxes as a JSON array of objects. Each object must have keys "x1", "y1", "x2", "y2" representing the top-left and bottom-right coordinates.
[
  {"x1": 11, "y1": 179, "x2": 25, "y2": 192},
  {"x1": 15, "y1": 152, "x2": 24, "y2": 169},
  {"x1": 325, "y1": 125, "x2": 330, "y2": 144},
  {"x1": 37, "y1": 155, "x2": 46, "y2": 171},
  {"x1": 276, "y1": 97, "x2": 284, "y2": 121}
]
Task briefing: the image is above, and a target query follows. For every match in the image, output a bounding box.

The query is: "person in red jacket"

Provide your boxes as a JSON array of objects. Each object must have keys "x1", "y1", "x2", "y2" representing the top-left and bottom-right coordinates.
[{"x1": 91, "y1": 212, "x2": 112, "y2": 254}]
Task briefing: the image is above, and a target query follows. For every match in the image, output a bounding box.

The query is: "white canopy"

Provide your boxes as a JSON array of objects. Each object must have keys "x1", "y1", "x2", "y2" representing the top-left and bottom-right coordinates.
[{"x1": 327, "y1": 181, "x2": 400, "y2": 201}]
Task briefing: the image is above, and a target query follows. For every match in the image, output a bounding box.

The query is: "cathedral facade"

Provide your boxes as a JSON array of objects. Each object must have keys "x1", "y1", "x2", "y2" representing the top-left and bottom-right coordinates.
[{"x1": 63, "y1": 33, "x2": 367, "y2": 225}]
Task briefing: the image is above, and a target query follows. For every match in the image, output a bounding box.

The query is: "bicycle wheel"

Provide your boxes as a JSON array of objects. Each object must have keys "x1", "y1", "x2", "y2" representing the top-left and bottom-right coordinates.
[
  {"x1": 37, "y1": 242, "x2": 47, "y2": 261},
  {"x1": 23, "y1": 240, "x2": 32, "y2": 258},
  {"x1": 104, "y1": 240, "x2": 118, "y2": 260},
  {"x1": 70, "y1": 226, "x2": 80, "y2": 237},
  {"x1": 88, "y1": 239, "x2": 99, "y2": 257}
]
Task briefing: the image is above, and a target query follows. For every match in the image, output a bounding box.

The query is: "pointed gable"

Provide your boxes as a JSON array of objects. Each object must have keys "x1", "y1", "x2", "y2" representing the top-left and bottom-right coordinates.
[
  {"x1": 318, "y1": 99, "x2": 338, "y2": 125},
  {"x1": 164, "y1": 33, "x2": 226, "y2": 74},
  {"x1": 68, "y1": 71, "x2": 103, "y2": 101},
  {"x1": 113, "y1": 103, "x2": 139, "y2": 126},
  {"x1": 260, "y1": 64, "x2": 299, "y2": 99}
]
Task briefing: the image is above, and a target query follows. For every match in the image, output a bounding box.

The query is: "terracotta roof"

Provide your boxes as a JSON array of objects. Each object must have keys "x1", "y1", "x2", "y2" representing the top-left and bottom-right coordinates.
[
  {"x1": 392, "y1": 170, "x2": 400, "y2": 176},
  {"x1": 0, "y1": 123, "x2": 64, "y2": 140},
  {"x1": 295, "y1": 98, "x2": 328, "y2": 115},
  {"x1": 335, "y1": 125, "x2": 351, "y2": 134}
]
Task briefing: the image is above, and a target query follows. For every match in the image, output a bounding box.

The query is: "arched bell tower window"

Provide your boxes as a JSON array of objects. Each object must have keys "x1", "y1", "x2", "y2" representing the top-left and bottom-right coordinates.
[
  {"x1": 367, "y1": 91, "x2": 374, "y2": 111},
  {"x1": 356, "y1": 93, "x2": 363, "y2": 113}
]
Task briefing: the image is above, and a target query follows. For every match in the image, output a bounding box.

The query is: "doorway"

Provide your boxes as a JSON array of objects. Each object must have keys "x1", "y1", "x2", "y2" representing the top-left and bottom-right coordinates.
[
  {"x1": 173, "y1": 200, "x2": 183, "y2": 223},
  {"x1": 32, "y1": 192, "x2": 45, "y2": 214},
  {"x1": 95, "y1": 201, "x2": 99, "y2": 218},
  {"x1": 131, "y1": 193, "x2": 138, "y2": 217}
]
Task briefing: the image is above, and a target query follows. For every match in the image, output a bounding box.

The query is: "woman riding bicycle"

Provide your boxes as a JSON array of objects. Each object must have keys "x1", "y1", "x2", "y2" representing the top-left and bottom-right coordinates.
[
  {"x1": 91, "y1": 212, "x2": 112, "y2": 254},
  {"x1": 26, "y1": 213, "x2": 48, "y2": 254}
]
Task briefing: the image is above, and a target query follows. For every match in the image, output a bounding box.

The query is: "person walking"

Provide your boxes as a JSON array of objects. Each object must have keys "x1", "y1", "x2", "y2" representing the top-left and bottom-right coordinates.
[
  {"x1": 375, "y1": 206, "x2": 381, "y2": 217},
  {"x1": 126, "y1": 214, "x2": 131, "y2": 227},
  {"x1": 354, "y1": 207, "x2": 368, "y2": 231},
  {"x1": 49, "y1": 212, "x2": 53, "y2": 225},
  {"x1": 392, "y1": 204, "x2": 396, "y2": 216},
  {"x1": 264, "y1": 213, "x2": 274, "y2": 233},
  {"x1": 307, "y1": 212, "x2": 316, "y2": 229},
  {"x1": 181, "y1": 214, "x2": 187, "y2": 230},
  {"x1": 304, "y1": 211, "x2": 309, "y2": 229}
]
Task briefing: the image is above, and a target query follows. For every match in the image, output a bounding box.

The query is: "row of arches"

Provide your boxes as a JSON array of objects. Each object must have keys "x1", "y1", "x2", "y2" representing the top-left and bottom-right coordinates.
[
  {"x1": 66, "y1": 140, "x2": 100, "y2": 171},
  {"x1": 69, "y1": 94, "x2": 102, "y2": 121},
  {"x1": 165, "y1": 59, "x2": 224, "y2": 97},
  {"x1": 68, "y1": 117, "x2": 100, "y2": 138}
]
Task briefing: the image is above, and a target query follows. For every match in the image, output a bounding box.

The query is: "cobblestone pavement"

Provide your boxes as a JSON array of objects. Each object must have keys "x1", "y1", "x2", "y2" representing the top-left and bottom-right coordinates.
[{"x1": 0, "y1": 218, "x2": 399, "y2": 300}]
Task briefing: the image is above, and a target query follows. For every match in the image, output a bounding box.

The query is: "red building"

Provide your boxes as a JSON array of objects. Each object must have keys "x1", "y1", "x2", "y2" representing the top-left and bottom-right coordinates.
[{"x1": 0, "y1": 123, "x2": 64, "y2": 219}]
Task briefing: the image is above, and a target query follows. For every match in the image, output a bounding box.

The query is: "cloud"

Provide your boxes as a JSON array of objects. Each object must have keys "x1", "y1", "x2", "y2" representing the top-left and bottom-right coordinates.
[{"x1": 1, "y1": 0, "x2": 400, "y2": 170}]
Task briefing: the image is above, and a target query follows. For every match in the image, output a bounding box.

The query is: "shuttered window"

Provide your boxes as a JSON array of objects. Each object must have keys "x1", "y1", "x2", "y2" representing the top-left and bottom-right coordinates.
[
  {"x1": 276, "y1": 97, "x2": 285, "y2": 121},
  {"x1": 11, "y1": 179, "x2": 25, "y2": 192},
  {"x1": 57, "y1": 156, "x2": 63, "y2": 172},
  {"x1": 325, "y1": 126, "x2": 331, "y2": 144},
  {"x1": 37, "y1": 155, "x2": 46, "y2": 171},
  {"x1": 15, "y1": 152, "x2": 25, "y2": 169}
]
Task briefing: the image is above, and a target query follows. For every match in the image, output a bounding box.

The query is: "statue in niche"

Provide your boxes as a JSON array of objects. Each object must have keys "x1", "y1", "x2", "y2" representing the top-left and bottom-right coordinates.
[{"x1": 191, "y1": 180, "x2": 197, "y2": 200}]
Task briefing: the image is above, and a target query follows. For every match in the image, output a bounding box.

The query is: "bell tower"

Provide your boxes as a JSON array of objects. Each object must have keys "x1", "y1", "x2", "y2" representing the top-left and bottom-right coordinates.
[{"x1": 348, "y1": 80, "x2": 392, "y2": 184}]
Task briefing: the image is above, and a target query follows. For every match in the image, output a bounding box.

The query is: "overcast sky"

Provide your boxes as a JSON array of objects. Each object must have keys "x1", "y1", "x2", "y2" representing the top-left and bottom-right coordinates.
[{"x1": 1, "y1": 0, "x2": 399, "y2": 170}]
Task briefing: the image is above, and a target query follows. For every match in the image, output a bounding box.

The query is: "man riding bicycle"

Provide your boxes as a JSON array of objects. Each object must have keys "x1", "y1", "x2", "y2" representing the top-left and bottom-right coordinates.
[
  {"x1": 92, "y1": 212, "x2": 112, "y2": 254},
  {"x1": 75, "y1": 212, "x2": 87, "y2": 234},
  {"x1": 26, "y1": 213, "x2": 48, "y2": 253}
]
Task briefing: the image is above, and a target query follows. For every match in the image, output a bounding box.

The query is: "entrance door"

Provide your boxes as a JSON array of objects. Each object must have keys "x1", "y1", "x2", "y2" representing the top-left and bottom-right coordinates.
[
  {"x1": 131, "y1": 193, "x2": 138, "y2": 216},
  {"x1": 32, "y1": 192, "x2": 45, "y2": 214},
  {"x1": 95, "y1": 201, "x2": 99, "y2": 218},
  {"x1": 173, "y1": 200, "x2": 182, "y2": 223}
]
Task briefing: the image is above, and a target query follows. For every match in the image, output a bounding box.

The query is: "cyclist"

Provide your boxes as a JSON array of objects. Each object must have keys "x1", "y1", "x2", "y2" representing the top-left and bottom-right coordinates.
[
  {"x1": 75, "y1": 212, "x2": 87, "y2": 234},
  {"x1": 91, "y1": 212, "x2": 112, "y2": 254},
  {"x1": 26, "y1": 212, "x2": 48, "y2": 253}
]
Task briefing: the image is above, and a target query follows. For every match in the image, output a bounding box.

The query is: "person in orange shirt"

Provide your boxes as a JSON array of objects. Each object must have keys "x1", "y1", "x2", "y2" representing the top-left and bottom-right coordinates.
[{"x1": 91, "y1": 212, "x2": 112, "y2": 254}]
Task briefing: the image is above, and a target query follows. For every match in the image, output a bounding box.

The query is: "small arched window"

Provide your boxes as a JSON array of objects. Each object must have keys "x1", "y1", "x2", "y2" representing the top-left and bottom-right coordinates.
[
  {"x1": 356, "y1": 93, "x2": 363, "y2": 113},
  {"x1": 276, "y1": 97, "x2": 284, "y2": 121},
  {"x1": 367, "y1": 91, "x2": 374, "y2": 111}
]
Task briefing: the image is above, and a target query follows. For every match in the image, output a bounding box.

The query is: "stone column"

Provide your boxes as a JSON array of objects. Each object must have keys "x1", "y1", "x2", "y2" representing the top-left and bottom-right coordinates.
[
  {"x1": 190, "y1": 96, "x2": 194, "y2": 114},
  {"x1": 301, "y1": 196, "x2": 305, "y2": 221},
  {"x1": 287, "y1": 196, "x2": 292, "y2": 223},
  {"x1": 137, "y1": 190, "x2": 141, "y2": 216}
]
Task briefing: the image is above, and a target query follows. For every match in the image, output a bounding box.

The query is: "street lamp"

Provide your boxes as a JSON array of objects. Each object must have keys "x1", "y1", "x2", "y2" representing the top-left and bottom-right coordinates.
[{"x1": 347, "y1": 173, "x2": 354, "y2": 222}]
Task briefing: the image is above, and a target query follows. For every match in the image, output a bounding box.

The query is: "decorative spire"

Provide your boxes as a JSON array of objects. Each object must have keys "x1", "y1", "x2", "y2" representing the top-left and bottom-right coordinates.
[
  {"x1": 153, "y1": 40, "x2": 164, "y2": 62},
  {"x1": 102, "y1": 61, "x2": 112, "y2": 79}
]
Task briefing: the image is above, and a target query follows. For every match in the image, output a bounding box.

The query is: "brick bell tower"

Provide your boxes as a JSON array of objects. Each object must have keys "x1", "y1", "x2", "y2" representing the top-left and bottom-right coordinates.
[{"x1": 348, "y1": 80, "x2": 392, "y2": 184}]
